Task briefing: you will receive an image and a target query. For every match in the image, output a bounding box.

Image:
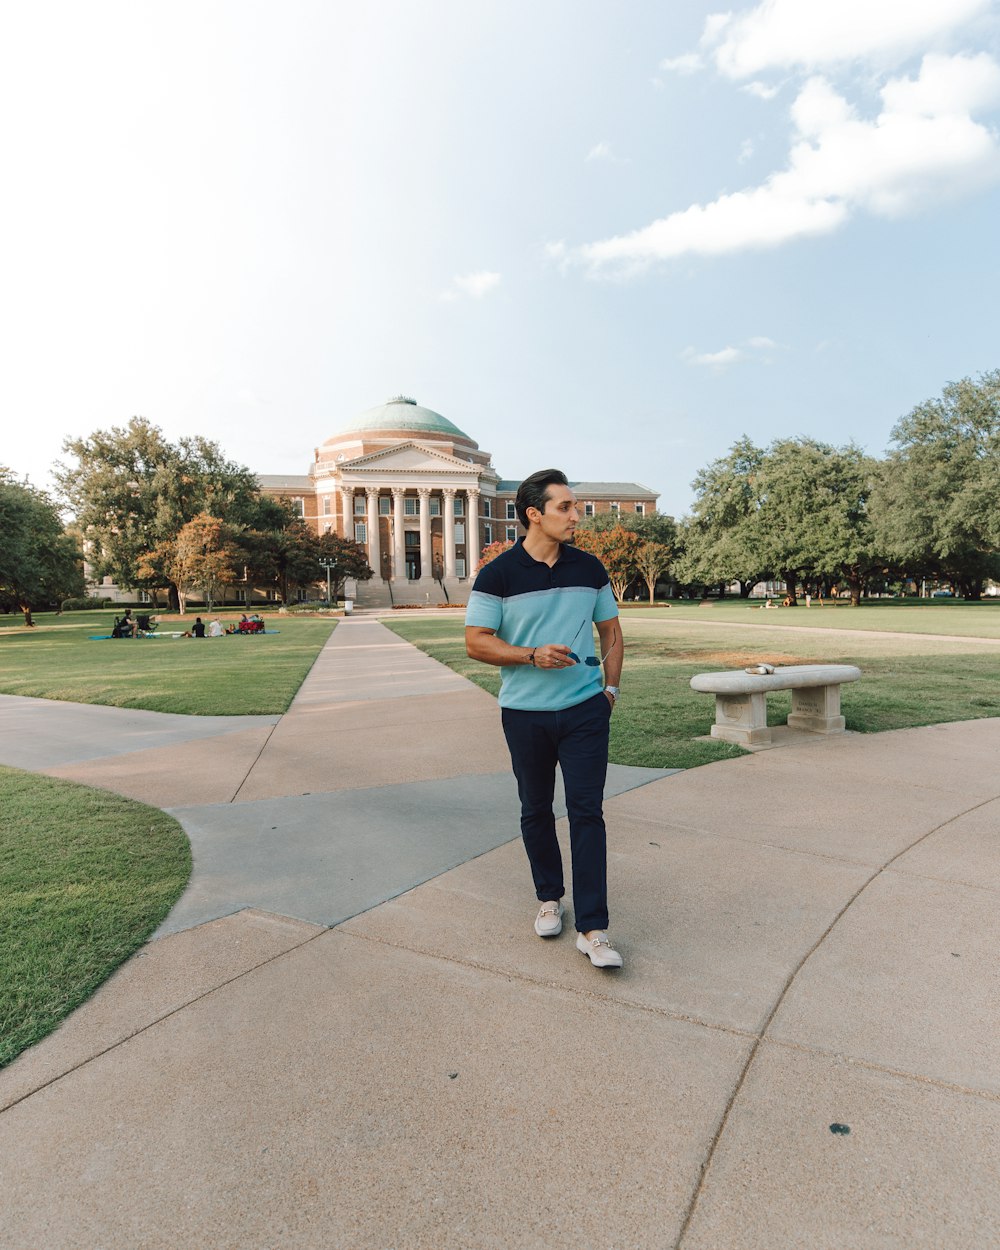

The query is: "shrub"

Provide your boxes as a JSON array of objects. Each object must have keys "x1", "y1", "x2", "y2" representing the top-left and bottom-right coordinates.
[{"x1": 61, "y1": 597, "x2": 114, "y2": 611}]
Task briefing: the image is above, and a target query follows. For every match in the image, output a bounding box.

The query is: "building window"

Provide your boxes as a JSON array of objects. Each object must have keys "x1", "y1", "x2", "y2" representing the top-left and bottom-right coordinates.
[
  {"x1": 429, "y1": 497, "x2": 441, "y2": 517},
  {"x1": 354, "y1": 522, "x2": 367, "y2": 544},
  {"x1": 635, "y1": 502, "x2": 645, "y2": 515},
  {"x1": 484, "y1": 523, "x2": 493, "y2": 545},
  {"x1": 483, "y1": 499, "x2": 492, "y2": 518},
  {"x1": 323, "y1": 496, "x2": 332, "y2": 516},
  {"x1": 404, "y1": 497, "x2": 418, "y2": 516},
  {"x1": 506, "y1": 502, "x2": 516, "y2": 520},
  {"x1": 610, "y1": 501, "x2": 620, "y2": 514},
  {"x1": 405, "y1": 531, "x2": 420, "y2": 549},
  {"x1": 584, "y1": 501, "x2": 594, "y2": 517},
  {"x1": 354, "y1": 496, "x2": 365, "y2": 515},
  {"x1": 454, "y1": 523, "x2": 465, "y2": 544},
  {"x1": 506, "y1": 526, "x2": 516, "y2": 543},
  {"x1": 456, "y1": 558, "x2": 466, "y2": 578},
  {"x1": 379, "y1": 496, "x2": 390, "y2": 515},
  {"x1": 292, "y1": 497, "x2": 305, "y2": 518},
  {"x1": 454, "y1": 496, "x2": 464, "y2": 516}
]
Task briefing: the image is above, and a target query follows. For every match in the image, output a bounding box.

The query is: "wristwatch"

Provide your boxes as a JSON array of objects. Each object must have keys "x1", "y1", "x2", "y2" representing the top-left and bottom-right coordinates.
[{"x1": 604, "y1": 686, "x2": 620, "y2": 701}]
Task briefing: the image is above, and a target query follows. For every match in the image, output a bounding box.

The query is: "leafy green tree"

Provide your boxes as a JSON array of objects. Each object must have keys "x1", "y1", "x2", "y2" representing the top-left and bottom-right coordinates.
[
  {"x1": 755, "y1": 439, "x2": 884, "y2": 607},
  {"x1": 870, "y1": 371, "x2": 1000, "y2": 598},
  {"x1": 57, "y1": 418, "x2": 262, "y2": 608},
  {"x1": 573, "y1": 525, "x2": 642, "y2": 601},
  {"x1": 316, "y1": 532, "x2": 374, "y2": 602},
  {"x1": 0, "y1": 474, "x2": 85, "y2": 625},
  {"x1": 674, "y1": 438, "x2": 769, "y2": 597}
]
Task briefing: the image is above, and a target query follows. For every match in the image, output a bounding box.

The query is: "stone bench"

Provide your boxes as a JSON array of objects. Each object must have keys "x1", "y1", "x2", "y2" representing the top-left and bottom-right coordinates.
[{"x1": 690, "y1": 664, "x2": 861, "y2": 746}]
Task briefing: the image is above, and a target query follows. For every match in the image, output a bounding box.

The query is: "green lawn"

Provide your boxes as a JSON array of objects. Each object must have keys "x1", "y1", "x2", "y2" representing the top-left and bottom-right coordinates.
[
  {"x1": 0, "y1": 766, "x2": 191, "y2": 1069},
  {"x1": 626, "y1": 596, "x2": 1000, "y2": 639},
  {"x1": 385, "y1": 610, "x2": 1000, "y2": 770},
  {"x1": 0, "y1": 610, "x2": 337, "y2": 715}
]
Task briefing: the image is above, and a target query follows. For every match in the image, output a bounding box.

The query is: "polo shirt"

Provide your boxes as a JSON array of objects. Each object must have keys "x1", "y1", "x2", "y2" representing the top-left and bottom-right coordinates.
[{"x1": 465, "y1": 538, "x2": 618, "y2": 710}]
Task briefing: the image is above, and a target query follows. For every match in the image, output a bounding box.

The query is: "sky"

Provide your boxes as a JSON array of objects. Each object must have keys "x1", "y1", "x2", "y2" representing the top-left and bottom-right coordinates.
[{"x1": 2, "y1": 0, "x2": 999, "y2": 519}]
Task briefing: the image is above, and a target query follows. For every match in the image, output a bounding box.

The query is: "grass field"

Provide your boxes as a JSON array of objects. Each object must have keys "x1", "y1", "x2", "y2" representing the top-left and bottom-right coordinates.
[
  {"x1": 385, "y1": 607, "x2": 1000, "y2": 770},
  {"x1": 0, "y1": 766, "x2": 191, "y2": 1068},
  {"x1": 0, "y1": 609, "x2": 336, "y2": 715}
]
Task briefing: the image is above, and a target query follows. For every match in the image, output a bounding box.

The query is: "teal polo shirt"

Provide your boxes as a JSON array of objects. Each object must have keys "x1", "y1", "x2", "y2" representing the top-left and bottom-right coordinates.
[{"x1": 466, "y1": 538, "x2": 618, "y2": 711}]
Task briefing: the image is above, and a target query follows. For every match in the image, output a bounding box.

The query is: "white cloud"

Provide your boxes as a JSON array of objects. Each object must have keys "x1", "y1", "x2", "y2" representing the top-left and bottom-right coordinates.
[
  {"x1": 702, "y1": 0, "x2": 992, "y2": 78},
  {"x1": 576, "y1": 53, "x2": 1000, "y2": 272},
  {"x1": 660, "y1": 52, "x2": 703, "y2": 74},
  {"x1": 684, "y1": 337, "x2": 780, "y2": 367},
  {"x1": 441, "y1": 270, "x2": 501, "y2": 301},
  {"x1": 586, "y1": 141, "x2": 629, "y2": 165},
  {"x1": 743, "y1": 80, "x2": 781, "y2": 100},
  {"x1": 685, "y1": 346, "x2": 746, "y2": 368}
]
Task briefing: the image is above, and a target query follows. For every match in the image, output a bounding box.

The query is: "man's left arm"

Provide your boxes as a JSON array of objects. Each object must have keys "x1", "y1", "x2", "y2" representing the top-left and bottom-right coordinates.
[{"x1": 596, "y1": 615, "x2": 623, "y2": 706}]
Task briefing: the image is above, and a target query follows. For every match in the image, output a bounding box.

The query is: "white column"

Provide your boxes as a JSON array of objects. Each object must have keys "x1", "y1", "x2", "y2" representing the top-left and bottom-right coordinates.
[
  {"x1": 466, "y1": 488, "x2": 480, "y2": 572},
  {"x1": 418, "y1": 487, "x2": 432, "y2": 579},
  {"x1": 340, "y1": 489, "x2": 353, "y2": 538},
  {"x1": 392, "y1": 487, "x2": 406, "y2": 581},
  {"x1": 365, "y1": 486, "x2": 380, "y2": 575},
  {"x1": 442, "y1": 487, "x2": 456, "y2": 579}
]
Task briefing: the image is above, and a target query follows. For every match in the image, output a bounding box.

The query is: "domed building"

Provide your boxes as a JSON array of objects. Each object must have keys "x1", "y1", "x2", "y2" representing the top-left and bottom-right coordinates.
[{"x1": 258, "y1": 396, "x2": 658, "y2": 606}]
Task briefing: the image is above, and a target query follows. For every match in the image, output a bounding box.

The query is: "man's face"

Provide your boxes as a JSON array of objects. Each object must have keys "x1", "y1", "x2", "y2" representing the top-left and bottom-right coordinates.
[{"x1": 533, "y1": 483, "x2": 579, "y2": 541}]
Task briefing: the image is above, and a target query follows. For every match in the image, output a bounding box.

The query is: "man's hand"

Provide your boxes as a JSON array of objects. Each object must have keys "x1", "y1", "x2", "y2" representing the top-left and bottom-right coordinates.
[{"x1": 532, "y1": 643, "x2": 576, "y2": 669}]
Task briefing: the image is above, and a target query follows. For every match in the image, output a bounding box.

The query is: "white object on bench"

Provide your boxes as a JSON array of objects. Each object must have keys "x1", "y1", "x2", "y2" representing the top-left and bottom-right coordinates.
[{"x1": 690, "y1": 664, "x2": 861, "y2": 746}]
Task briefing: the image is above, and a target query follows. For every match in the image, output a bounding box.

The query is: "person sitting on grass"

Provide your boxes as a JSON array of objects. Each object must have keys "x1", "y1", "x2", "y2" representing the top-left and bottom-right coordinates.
[
  {"x1": 207, "y1": 618, "x2": 224, "y2": 637},
  {"x1": 191, "y1": 617, "x2": 206, "y2": 638}
]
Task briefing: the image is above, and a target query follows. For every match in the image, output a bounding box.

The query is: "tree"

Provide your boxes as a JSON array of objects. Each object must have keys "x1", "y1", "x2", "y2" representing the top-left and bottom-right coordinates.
[
  {"x1": 573, "y1": 525, "x2": 642, "y2": 601},
  {"x1": 634, "y1": 541, "x2": 673, "y2": 603},
  {"x1": 870, "y1": 371, "x2": 1000, "y2": 598},
  {"x1": 57, "y1": 418, "x2": 263, "y2": 608},
  {"x1": 476, "y1": 540, "x2": 514, "y2": 571},
  {"x1": 674, "y1": 438, "x2": 770, "y2": 597},
  {"x1": 0, "y1": 474, "x2": 85, "y2": 625},
  {"x1": 141, "y1": 512, "x2": 239, "y2": 614},
  {"x1": 315, "y1": 532, "x2": 374, "y2": 601}
]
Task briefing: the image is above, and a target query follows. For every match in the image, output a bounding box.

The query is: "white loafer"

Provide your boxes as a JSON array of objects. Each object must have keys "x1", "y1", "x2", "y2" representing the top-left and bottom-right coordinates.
[
  {"x1": 534, "y1": 901, "x2": 564, "y2": 937},
  {"x1": 576, "y1": 931, "x2": 623, "y2": 968}
]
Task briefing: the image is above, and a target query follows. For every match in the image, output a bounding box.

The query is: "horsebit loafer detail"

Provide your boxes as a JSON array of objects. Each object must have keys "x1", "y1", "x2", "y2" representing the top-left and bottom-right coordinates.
[
  {"x1": 534, "y1": 901, "x2": 564, "y2": 937},
  {"x1": 576, "y1": 932, "x2": 623, "y2": 968}
]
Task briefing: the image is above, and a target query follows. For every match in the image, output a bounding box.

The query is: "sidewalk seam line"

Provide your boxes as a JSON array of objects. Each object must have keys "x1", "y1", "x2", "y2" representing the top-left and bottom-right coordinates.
[
  {"x1": 0, "y1": 926, "x2": 331, "y2": 1117},
  {"x1": 761, "y1": 1037, "x2": 1000, "y2": 1104},
  {"x1": 672, "y1": 789, "x2": 1000, "y2": 1249}
]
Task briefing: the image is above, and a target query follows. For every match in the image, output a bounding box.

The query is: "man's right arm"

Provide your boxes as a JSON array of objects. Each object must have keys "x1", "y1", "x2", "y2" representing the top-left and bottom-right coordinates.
[{"x1": 465, "y1": 627, "x2": 573, "y2": 670}]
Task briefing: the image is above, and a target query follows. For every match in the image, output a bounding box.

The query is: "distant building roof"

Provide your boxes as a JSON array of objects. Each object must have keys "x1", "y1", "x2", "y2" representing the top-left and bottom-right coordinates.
[
  {"x1": 496, "y1": 479, "x2": 658, "y2": 499},
  {"x1": 256, "y1": 474, "x2": 313, "y2": 491}
]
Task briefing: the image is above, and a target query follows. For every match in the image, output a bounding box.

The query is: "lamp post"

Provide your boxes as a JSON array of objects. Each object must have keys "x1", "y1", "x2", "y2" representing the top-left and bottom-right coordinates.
[{"x1": 319, "y1": 559, "x2": 336, "y2": 606}]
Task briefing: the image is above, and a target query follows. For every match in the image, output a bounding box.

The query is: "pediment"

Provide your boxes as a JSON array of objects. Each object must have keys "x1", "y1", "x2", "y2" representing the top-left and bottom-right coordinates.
[{"x1": 339, "y1": 442, "x2": 478, "y2": 474}]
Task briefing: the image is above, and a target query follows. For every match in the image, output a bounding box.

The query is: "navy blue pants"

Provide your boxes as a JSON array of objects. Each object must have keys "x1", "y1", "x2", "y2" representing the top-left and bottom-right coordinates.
[{"x1": 501, "y1": 692, "x2": 611, "y2": 933}]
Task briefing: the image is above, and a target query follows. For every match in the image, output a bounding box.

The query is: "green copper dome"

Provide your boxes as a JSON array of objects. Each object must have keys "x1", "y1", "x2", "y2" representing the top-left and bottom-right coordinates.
[{"x1": 331, "y1": 397, "x2": 474, "y2": 443}]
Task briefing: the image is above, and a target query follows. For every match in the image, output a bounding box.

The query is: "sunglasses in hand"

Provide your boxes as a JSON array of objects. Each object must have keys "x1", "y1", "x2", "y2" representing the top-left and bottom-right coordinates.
[{"x1": 566, "y1": 619, "x2": 618, "y2": 667}]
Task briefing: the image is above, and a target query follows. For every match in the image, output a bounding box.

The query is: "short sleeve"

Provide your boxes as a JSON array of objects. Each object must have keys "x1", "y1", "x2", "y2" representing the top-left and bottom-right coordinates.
[{"x1": 592, "y1": 582, "x2": 617, "y2": 623}]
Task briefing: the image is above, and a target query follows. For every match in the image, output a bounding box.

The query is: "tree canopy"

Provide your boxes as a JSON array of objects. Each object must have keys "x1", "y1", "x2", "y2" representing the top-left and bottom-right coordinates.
[{"x1": 0, "y1": 474, "x2": 85, "y2": 625}]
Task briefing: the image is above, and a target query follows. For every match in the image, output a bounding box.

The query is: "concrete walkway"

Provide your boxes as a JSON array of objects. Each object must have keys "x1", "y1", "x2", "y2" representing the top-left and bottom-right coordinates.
[{"x1": 1, "y1": 620, "x2": 998, "y2": 1248}]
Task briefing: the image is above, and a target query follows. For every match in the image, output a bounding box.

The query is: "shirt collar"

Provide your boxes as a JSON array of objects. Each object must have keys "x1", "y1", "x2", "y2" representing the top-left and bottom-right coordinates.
[{"x1": 514, "y1": 536, "x2": 581, "y2": 568}]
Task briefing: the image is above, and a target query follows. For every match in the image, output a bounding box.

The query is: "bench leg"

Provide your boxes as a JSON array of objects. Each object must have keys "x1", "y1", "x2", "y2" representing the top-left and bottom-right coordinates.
[
  {"x1": 787, "y1": 685, "x2": 846, "y2": 734},
  {"x1": 711, "y1": 691, "x2": 771, "y2": 746}
]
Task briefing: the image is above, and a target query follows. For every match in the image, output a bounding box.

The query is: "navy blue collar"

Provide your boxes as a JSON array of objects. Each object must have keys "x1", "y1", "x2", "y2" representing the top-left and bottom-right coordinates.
[{"x1": 514, "y1": 536, "x2": 582, "y2": 568}]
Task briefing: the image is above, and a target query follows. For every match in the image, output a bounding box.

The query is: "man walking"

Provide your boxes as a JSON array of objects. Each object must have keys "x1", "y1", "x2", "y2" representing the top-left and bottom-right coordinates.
[{"x1": 465, "y1": 469, "x2": 625, "y2": 968}]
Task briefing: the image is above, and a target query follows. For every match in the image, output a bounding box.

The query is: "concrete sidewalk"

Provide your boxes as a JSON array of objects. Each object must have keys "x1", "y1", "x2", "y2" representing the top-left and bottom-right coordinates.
[{"x1": 1, "y1": 619, "x2": 998, "y2": 1248}]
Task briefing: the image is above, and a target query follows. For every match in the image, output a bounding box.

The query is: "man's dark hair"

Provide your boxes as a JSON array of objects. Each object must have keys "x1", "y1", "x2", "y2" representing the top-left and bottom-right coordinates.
[{"x1": 515, "y1": 469, "x2": 569, "y2": 529}]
